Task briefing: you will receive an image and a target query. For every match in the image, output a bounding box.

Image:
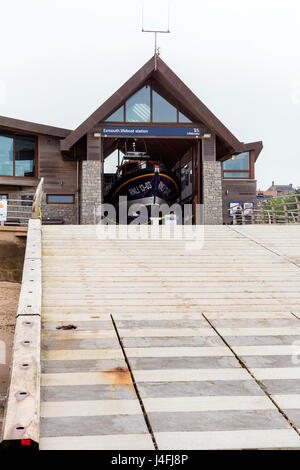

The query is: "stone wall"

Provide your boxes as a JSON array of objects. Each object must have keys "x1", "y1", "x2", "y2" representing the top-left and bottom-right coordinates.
[
  {"x1": 41, "y1": 194, "x2": 78, "y2": 225},
  {"x1": 203, "y1": 161, "x2": 223, "y2": 225},
  {"x1": 80, "y1": 161, "x2": 102, "y2": 224}
]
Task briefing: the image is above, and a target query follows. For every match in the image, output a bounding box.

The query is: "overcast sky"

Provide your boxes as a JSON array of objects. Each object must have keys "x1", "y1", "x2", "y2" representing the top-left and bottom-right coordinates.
[{"x1": 1, "y1": 0, "x2": 300, "y2": 189}]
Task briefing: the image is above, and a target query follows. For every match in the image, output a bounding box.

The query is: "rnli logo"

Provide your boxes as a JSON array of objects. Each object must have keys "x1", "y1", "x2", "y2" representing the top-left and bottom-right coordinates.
[{"x1": 193, "y1": 128, "x2": 200, "y2": 133}]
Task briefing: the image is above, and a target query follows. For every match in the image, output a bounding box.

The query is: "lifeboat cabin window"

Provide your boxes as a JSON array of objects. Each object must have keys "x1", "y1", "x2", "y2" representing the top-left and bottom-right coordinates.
[
  {"x1": 104, "y1": 85, "x2": 192, "y2": 124},
  {"x1": 0, "y1": 133, "x2": 36, "y2": 178},
  {"x1": 223, "y1": 152, "x2": 250, "y2": 179}
]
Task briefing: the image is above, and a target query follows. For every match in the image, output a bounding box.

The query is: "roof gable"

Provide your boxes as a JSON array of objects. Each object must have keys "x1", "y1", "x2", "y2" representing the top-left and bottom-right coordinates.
[{"x1": 60, "y1": 55, "x2": 262, "y2": 158}]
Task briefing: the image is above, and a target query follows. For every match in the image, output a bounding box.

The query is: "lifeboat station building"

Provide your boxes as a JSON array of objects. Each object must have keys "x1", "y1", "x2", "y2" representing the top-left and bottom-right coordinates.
[{"x1": 0, "y1": 55, "x2": 263, "y2": 225}]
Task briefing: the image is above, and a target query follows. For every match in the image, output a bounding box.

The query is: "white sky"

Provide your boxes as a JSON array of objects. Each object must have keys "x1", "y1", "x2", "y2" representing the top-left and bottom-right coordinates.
[{"x1": 1, "y1": 0, "x2": 300, "y2": 189}]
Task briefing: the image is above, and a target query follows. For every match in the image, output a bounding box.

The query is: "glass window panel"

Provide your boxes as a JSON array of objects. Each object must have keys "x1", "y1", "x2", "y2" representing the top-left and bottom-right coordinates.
[
  {"x1": 0, "y1": 195, "x2": 7, "y2": 200},
  {"x1": 15, "y1": 135, "x2": 35, "y2": 177},
  {"x1": 47, "y1": 195, "x2": 74, "y2": 203},
  {"x1": 179, "y1": 112, "x2": 192, "y2": 123},
  {"x1": 0, "y1": 135, "x2": 14, "y2": 176},
  {"x1": 126, "y1": 86, "x2": 150, "y2": 122},
  {"x1": 152, "y1": 90, "x2": 177, "y2": 122},
  {"x1": 105, "y1": 105, "x2": 124, "y2": 122},
  {"x1": 223, "y1": 172, "x2": 250, "y2": 178},
  {"x1": 223, "y1": 152, "x2": 250, "y2": 171}
]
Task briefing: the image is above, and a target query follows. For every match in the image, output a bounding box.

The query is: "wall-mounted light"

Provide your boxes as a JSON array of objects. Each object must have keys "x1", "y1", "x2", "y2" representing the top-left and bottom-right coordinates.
[
  {"x1": 202, "y1": 133, "x2": 211, "y2": 139},
  {"x1": 231, "y1": 154, "x2": 237, "y2": 160},
  {"x1": 94, "y1": 132, "x2": 101, "y2": 138}
]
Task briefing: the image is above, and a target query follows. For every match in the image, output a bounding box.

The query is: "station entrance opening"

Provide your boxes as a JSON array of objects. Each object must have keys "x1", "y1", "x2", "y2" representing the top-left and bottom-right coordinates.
[{"x1": 103, "y1": 133, "x2": 201, "y2": 225}]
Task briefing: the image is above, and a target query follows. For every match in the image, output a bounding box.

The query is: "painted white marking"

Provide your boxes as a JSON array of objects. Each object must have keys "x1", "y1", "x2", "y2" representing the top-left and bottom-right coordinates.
[
  {"x1": 205, "y1": 313, "x2": 292, "y2": 319},
  {"x1": 234, "y1": 345, "x2": 298, "y2": 356},
  {"x1": 143, "y1": 396, "x2": 275, "y2": 412},
  {"x1": 272, "y1": 395, "x2": 300, "y2": 409},
  {"x1": 118, "y1": 328, "x2": 216, "y2": 337},
  {"x1": 126, "y1": 347, "x2": 234, "y2": 358},
  {"x1": 41, "y1": 371, "x2": 132, "y2": 386},
  {"x1": 134, "y1": 368, "x2": 250, "y2": 382},
  {"x1": 154, "y1": 429, "x2": 300, "y2": 450},
  {"x1": 41, "y1": 400, "x2": 141, "y2": 417},
  {"x1": 251, "y1": 368, "x2": 300, "y2": 380},
  {"x1": 42, "y1": 314, "x2": 112, "y2": 322},
  {"x1": 108, "y1": 313, "x2": 205, "y2": 321},
  {"x1": 42, "y1": 330, "x2": 116, "y2": 339},
  {"x1": 41, "y1": 349, "x2": 124, "y2": 360},
  {"x1": 40, "y1": 433, "x2": 154, "y2": 450},
  {"x1": 219, "y1": 328, "x2": 300, "y2": 337}
]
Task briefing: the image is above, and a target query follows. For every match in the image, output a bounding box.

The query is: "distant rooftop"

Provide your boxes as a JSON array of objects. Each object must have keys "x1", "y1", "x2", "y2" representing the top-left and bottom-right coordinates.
[
  {"x1": 265, "y1": 181, "x2": 296, "y2": 195},
  {"x1": 267, "y1": 181, "x2": 296, "y2": 193}
]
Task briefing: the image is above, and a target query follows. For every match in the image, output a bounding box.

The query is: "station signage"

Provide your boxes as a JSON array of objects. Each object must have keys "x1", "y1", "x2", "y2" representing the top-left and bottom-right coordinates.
[{"x1": 101, "y1": 126, "x2": 202, "y2": 137}]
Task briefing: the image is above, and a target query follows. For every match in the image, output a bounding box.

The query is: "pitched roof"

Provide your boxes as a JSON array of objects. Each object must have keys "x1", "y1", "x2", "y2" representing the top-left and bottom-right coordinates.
[
  {"x1": 0, "y1": 115, "x2": 71, "y2": 138},
  {"x1": 60, "y1": 55, "x2": 262, "y2": 157},
  {"x1": 267, "y1": 183, "x2": 295, "y2": 192}
]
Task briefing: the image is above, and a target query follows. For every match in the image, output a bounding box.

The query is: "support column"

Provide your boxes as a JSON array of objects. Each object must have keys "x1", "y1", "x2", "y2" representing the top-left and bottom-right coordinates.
[
  {"x1": 201, "y1": 133, "x2": 223, "y2": 224},
  {"x1": 203, "y1": 161, "x2": 223, "y2": 225},
  {"x1": 80, "y1": 132, "x2": 103, "y2": 225},
  {"x1": 80, "y1": 161, "x2": 102, "y2": 224}
]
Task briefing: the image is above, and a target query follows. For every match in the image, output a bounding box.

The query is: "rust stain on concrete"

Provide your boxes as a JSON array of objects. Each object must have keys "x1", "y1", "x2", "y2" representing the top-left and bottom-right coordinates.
[{"x1": 100, "y1": 366, "x2": 133, "y2": 388}]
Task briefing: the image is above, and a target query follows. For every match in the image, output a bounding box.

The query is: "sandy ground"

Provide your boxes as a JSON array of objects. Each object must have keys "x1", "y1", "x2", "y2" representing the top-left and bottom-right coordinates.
[{"x1": 0, "y1": 282, "x2": 20, "y2": 401}]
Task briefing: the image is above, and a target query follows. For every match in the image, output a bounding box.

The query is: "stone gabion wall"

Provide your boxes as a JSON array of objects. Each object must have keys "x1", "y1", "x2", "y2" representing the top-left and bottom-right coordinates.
[
  {"x1": 80, "y1": 161, "x2": 102, "y2": 224},
  {"x1": 203, "y1": 161, "x2": 223, "y2": 225},
  {"x1": 41, "y1": 194, "x2": 78, "y2": 225}
]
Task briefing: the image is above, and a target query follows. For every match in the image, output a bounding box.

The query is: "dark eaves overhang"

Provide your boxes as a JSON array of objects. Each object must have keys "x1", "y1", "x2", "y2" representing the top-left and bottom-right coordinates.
[
  {"x1": 0, "y1": 115, "x2": 71, "y2": 138},
  {"x1": 241, "y1": 140, "x2": 263, "y2": 160}
]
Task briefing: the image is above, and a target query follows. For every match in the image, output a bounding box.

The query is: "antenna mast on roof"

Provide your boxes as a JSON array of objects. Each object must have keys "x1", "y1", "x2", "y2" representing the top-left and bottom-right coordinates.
[{"x1": 142, "y1": 5, "x2": 170, "y2": 70}]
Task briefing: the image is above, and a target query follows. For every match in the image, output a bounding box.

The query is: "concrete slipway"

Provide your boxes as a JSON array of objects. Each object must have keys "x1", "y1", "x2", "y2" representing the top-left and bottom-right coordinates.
[{"x1": 5, "y1": 224, "x2": 300, "y2": 450}]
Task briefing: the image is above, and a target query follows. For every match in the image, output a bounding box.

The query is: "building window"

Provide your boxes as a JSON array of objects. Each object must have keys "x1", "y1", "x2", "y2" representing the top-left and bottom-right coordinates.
[
  {"x1": 0, "y1": 194, "x2": 8, "y2": 200},
  {"x1": 223, "y1": 152, "x2": 251, "y2": 178},
  {"x1": 126, "y1": 86, "x2": 151, "y2": 122},
  {"x1": 0, "y1": 135, "x2": 14, "y2": 176},
  {"x1": 46, "y1": 194, "x2": 75, "y2": 204},
  {"x1": 178, "y1": 112, "x2": 191, "y2": 123},
  {"x1": 152, "y1": 90, "x2": 177, "y2": 122},
  {"x1": 104, "y1": 85, "x2": 193, "y2": 124},
  {"x1": 0, "y1": 133, "x2": 36, "y2": 177},
  {"x1": 105, "y1": 105, "x2": 125, "y2": 122}
]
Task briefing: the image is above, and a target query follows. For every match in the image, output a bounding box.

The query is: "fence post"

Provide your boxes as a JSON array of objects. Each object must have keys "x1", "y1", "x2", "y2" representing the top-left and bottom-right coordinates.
[
  {"x1": 283, "y1": 199, "x2": 289, "y2": 223},
  {"x1": 32, "y1": 178, "x2": 44, "y2": 220},
  {"x1": 270, "y1": 200, "x2": 276, "y2": 224},
  {"x1": 296, "y1": 195, "x2": 300, "y2": 223}
]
